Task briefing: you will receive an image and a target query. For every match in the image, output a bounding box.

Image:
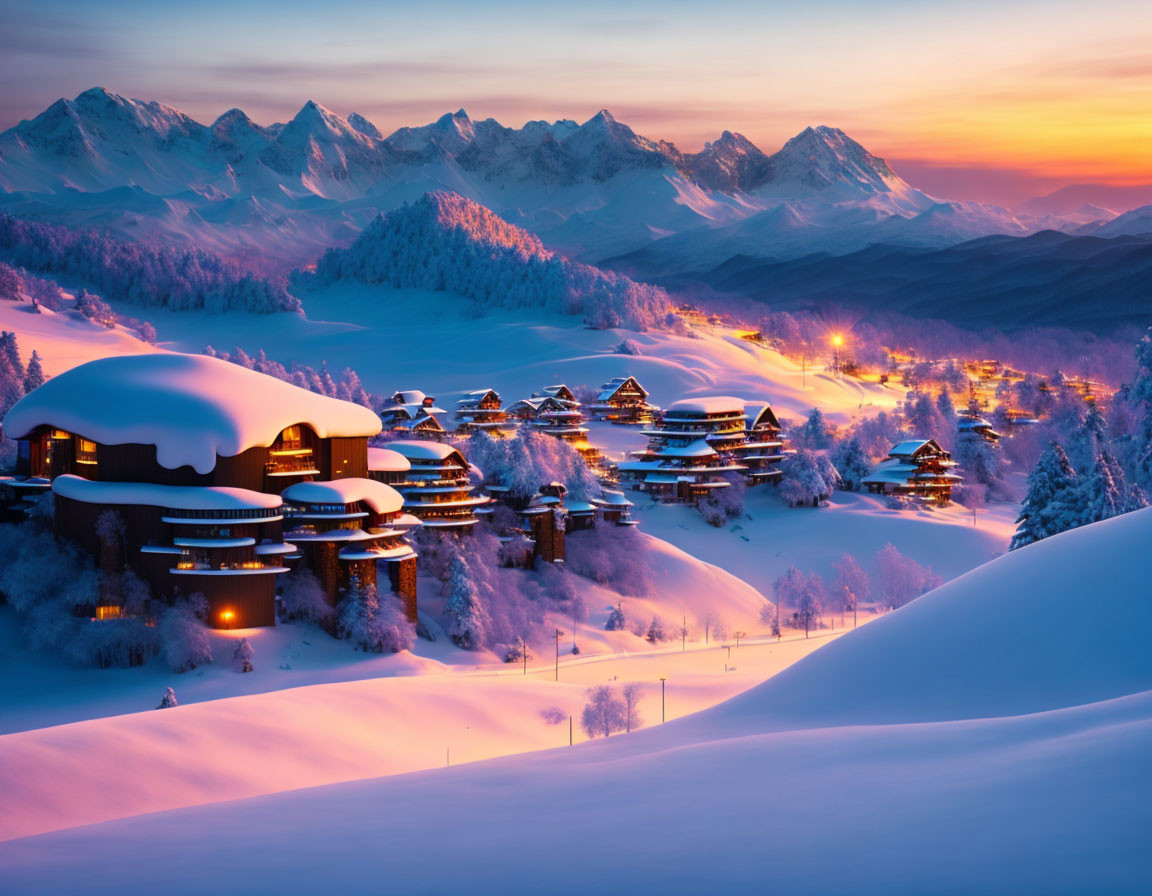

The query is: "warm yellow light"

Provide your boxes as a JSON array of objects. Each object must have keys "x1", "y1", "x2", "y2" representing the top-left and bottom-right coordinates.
[
  {"x1": 832, "y1": 334, "x2": 844, "y2": 347},
  {"x1": 221, "y1": 610, "x2": 235, "y2": 622}
]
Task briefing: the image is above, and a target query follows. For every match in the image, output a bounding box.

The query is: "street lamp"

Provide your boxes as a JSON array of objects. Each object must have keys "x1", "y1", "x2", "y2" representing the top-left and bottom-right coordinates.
[
  {"x1": 659, "y1": 677, "x2": 667, "y2": 723},
  {"x1": 554, "y1": 628, "x2": 564, "y2": 682},
  {"x1": 831, "y1": 333, "x2": 844, "y2": 377}
]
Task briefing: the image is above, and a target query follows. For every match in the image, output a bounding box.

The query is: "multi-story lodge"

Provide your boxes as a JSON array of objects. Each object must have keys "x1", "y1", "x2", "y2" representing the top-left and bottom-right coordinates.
[
  {"x1": 384, "y1": 440, "x2": 491, "y2": 531},
  {"x1": 738, "y1": 404, "x2": 789, "y2": 483},
  {"x1": 862, "y1": 439, "x2": 963, "y2": 505},
  {"x1": 0, "y1": 353, "x2": 415, "y2": 628},
  {"x1": 280, "y1": 479, "x2": 418, "y2": 622},
  {"x1": 454, "y1": 389, "x2": 516, "y2": 437},
  {"x1": 379, "y1": 390, "x2": 446, "y2": 439},
  {"x1": 507, "y1": 385, "x2": 601, "y2": 466},
  {"x1": 588, "y1": 376, "x2": 657, "y2": 424},
  {"x1": 618, "y1": 397, "x2": 750, "y2": 502},
  {"x1": 618, "y1": 397, "x2": 789, "y2": 500}
]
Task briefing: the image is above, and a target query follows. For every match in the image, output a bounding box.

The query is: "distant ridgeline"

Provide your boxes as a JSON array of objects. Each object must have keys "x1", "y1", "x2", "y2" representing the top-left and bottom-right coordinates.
[
  {"x1": 301, "y1": 191, "x2": 671, "y2": 331},
  {"x1": 0, "y1": 213, "x2": 300, "y2": 313}
]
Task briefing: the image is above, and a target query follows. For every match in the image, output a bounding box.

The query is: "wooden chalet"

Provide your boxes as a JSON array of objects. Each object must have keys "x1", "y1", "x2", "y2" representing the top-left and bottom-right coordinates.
[
  {"x1": 379, "y1": 390, "x2": 446, "y2": 439},
  {"x1": 618, "y1": 397, "x2": 748, "y2": 502},
  {"x1": 588, "y1": 376, "x2": 657, "y2": 424},
  {"x1": 281, "y1": 479, "x2": 419, "y2": 622},
  {"x1": 508, "y1": 385, "x2": 601, "y2": 467},
  {"x1": 736, "y1": 404, "x2": 788, "y2": 483},
  {"x1": 957, "y1": 414, "x2": 1001, "y2": 443},
  {"x1": 0, "y1": 353, "x2": 416, "y2": 628},
  {"x1": 385, "y1": 440, "x2": 491, "y2": 532},
  {"x1": 862, "y1": 439, "x2": 962, "y2": 505},
  {"x1": 486, "y1": 480, "x2": 568, "y2": 566},
  {"x1": 454, "y1": 389, "x2": 516, "y2": 437}
]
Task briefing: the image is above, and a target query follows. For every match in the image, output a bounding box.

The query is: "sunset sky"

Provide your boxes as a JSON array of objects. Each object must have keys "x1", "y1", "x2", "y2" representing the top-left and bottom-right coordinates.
[{"x1": 3, "y1": 0, "x2": 1151, "y2": 205}]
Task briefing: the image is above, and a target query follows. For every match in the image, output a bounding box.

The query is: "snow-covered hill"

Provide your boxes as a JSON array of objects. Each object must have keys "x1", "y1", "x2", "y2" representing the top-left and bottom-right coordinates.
[
  {"x1": 2, "y1": 508, "x2": 1148, "y2": 893},
  {"x1": 0, "y1": 89, "x2": 1098, "y2": 271}
]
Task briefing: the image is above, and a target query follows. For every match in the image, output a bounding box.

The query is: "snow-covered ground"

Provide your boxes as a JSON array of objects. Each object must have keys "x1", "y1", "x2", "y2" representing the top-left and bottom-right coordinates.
[
  {"x1": 3, "y1": 508, "x2": 1150, "y2": 894},
  {"x1": 633, "y1": 485, "x2": 1016, "y2": 600},
  {"x1": 112, "y1": 284, "x2": 902, "y2": 426}
]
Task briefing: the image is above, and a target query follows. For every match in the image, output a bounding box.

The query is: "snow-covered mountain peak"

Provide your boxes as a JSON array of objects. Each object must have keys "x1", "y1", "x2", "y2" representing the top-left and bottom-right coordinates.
[
  {"x1": 760, "y1": 124, "x2": 910, "y2": 199},
  {"x1": 346, "y1": 113, "x2": 382, "y2": 140}
]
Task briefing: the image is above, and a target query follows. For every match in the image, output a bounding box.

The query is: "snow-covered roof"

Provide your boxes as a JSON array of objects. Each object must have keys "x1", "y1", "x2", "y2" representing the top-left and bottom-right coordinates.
[
  {"x1": 389, "y1": 390, "x2": 428, "y2": 406},
  {"x1": 281, "y1": 478, "x2": 403, "y2": 515},
  {"x1": 387, "y1": 440, "x2": 464, "y2": 462},
  {"x1": 3, "y1": 353, "x2": 383, "y2": 474},
  {"x1": 595, "y1": 489, "x2": 634, "y2": 508},
  {"x1": 747, "y1": 403, "x2": 781, "y2": 430},
  {"x1": 664, "y1": 396, "x2": 746, "y2": 416},
  {"x1": 862, "y1": 461, "x2": 922, "y2": 486},
  {"x1": 52, "y1": 474, "x2": 283, "y2": 511},
  {"x1": 889, "y1": 439, "x2": 943, "y2": 458},
  {"x1": 367, "y1": 446, "x2": 411, "y2": 473}
]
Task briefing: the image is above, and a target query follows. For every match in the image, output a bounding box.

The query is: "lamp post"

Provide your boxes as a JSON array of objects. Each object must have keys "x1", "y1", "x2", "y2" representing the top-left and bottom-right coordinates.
[
  {"x1": 554, "y1": 628, "x2": 563, "y2": 682},
  {"x1": 831, "y1": 333, "x2": 844, "y2": 377},
  {"x1": 660, "y1": 677, "x2": 667, "y2": 723},
  {"x1": 521, "y1": 635, "x2": 527, "y2": 675}
]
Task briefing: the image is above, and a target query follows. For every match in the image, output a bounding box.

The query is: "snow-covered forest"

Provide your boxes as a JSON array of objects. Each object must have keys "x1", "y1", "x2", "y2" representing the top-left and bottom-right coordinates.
[{"x1": 304, "y1": 191, "x2": 671, "y2": 330}]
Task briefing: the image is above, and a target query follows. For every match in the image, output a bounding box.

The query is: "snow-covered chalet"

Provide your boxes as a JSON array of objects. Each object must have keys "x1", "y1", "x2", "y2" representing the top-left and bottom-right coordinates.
[{"x1": 0, "y1": 353, "x2": 418, "y2": 628}]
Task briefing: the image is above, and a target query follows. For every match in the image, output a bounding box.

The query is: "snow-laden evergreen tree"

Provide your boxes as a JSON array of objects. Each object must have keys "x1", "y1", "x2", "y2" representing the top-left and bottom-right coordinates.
[
  {"x1": 794, "y1": 407, "x2": 833, "y2": 450},
  {"x1": 605, "y1": 601, "x2": 627, "y2": 632},
  {"x1": 779, "y1": 449, "x2": 840, "y2": 507},
  {"x1": 0, "y1": 331, "x2": 24, "y2": 416},
  {"x1": 953, "y1": 430, "x2": 1002, "y2": 496},
  {"x1": 1130, "y1": 328, "x2": 1152, "y2": 491},
  {"x1": 160, "y1": 594, "x2": 213, "y2": 673},
  {"x1": 337, "y1": 574, "x2": 416, "y2": 653},
  {"x1": 936, "y1": 390, "x2": 957, "y2": 430},
  {"x1": 1011, "y1": 441, "x2": 1078, "y2": 550},
  {"x1": 645, "y1": 617, "x2": 666, "y2": 643},
  {"x1": 22, "y1": 350, "x2": 44, "y2": 393},
  {"x1": 278, "y1": 567, "x2": 334, "y2": 625},
  {"x1": 1077, "y1": 438, "x2": 1145, "y2": 527},
  {"x1": 445, "y1": 553, "x2": 490, "y2": 649},
  {"x1": 232, "y1": 637, "x2": 254, "y2": 673},
  {"x1": 831, "y1": 437, "x2": 871, "y2": 491},
  {"x1": 0, "y1": 262, "x2": 19, "y2": 301},
  {"x1": 467, "y1": 429, "x2": 601, "y2": 503},
  {"x1": 157, "y1": 687, "x2": 178, "y2": 709},
  {"x1": 906, "y1": 391, "x2": 949, "y2": 446}
]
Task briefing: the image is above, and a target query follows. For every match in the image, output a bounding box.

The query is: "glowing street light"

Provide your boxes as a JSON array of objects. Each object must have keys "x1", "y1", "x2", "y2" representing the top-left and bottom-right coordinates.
[
  {"x1": 220, "y1": 609, "x2": 235, "y2": 629},
  {"x1": 831, "y1": 333, "x2": 845, "y2": 377}
]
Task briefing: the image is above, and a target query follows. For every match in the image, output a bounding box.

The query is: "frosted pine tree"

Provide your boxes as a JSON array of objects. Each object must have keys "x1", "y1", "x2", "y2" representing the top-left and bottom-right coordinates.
[
  {"x1": 232, "y1": 637, "x2": 254, "y2": 673},
  {"x1": 157, "y1": 687, "x2": 178, "y2": 709},
  {"x1": 832, "y1": 437, "x2": 871, "y2": 491},
  {"x1": 21, "y1": 350, "x2": 44, "y2": 393},
  {"x1": 605, "y1": 601, "x2": 626, "y2": 632},
  {"x1": 445, "y1": 554, "x2": 490, "y2": 649},
  {"x1": 1011, "y1": 441, "x2": 1078, "y2": 550}
]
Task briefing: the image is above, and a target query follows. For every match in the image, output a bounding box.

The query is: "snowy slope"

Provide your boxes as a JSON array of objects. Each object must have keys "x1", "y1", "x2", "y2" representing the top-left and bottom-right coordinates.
[{"x1": 2, "y1": 510, "x2": 1149, "y2": 893}]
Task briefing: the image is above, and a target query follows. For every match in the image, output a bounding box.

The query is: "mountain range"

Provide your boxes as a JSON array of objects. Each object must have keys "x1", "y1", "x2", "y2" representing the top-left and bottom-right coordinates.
[{"x1": 0, "y1": 88, "x2": 1127, "y2": 273}]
